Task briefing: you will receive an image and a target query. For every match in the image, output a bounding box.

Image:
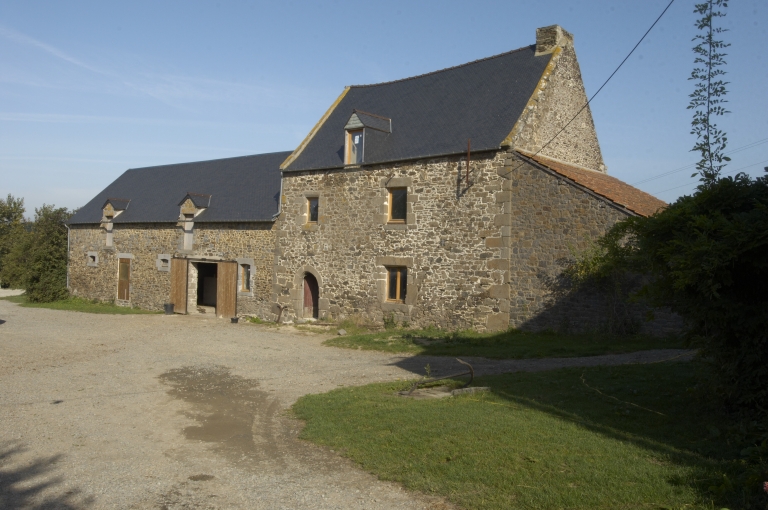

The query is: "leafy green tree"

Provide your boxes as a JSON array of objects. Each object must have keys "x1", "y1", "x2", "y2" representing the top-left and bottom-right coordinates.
[
  {"x1": 24, "y1": 205, "x2": 72, "y2": 302},
  {"x1": 0, "y1": 194, "x2": 28, "y2": 288}
]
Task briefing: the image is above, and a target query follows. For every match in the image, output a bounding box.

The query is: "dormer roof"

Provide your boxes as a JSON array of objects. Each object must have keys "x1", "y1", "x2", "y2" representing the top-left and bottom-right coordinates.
[
  {"x1": 102, "y1": 198, "x2": 131, "y2": 211},
  {"x1": 344, "y1": 110, "x2": 392, "y2": 133},
  {"x1": 178, "y1": 192, "x2": 212, "y2": 208}
]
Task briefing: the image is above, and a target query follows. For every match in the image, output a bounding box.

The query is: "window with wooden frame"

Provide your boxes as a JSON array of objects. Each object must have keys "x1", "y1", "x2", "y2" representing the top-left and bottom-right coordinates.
[
  {"x1": 345, "y1": 129, "x2": 364, "y2": 165},
  {"x1": 386, "y1": 266, "x2": 407, "y2": 303},
  {"x1": 388, "y1": 188, "x2": 407, "y2": 223},
  {"x1": 240, "y1": 263, "x2": 251, "y2": 292},
  {"x1": 307, "y1": 197, "x2": 319, "y2": 223}
]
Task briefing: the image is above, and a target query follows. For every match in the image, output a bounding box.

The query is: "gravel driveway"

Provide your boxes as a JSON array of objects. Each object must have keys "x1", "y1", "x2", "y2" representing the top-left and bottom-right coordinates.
[{"x1": 0, "y1": 297, "x2": 692, "y2": 509}]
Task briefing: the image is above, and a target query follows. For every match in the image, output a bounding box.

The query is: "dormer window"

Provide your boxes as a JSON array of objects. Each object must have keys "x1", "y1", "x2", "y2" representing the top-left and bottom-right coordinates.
[
  {"x1": 177, "y1": 192, "x2": 211, "y2": 252},
  {"x1": 102, "y1": 198, "x2": 130, "y2": 249},
  {"x1": 346, "y1": 129, "x2": 364, "y2": 165},
  {"x1": 343, "y1": 110, "x2": 391, "y2": 166}
]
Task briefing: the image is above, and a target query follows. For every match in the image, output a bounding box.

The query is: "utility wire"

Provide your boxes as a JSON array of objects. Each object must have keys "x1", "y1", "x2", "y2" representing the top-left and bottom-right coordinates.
[
  {"x1": 507, "y1": 0, "x2": 676, "y2": 169},
  {"x1": 631, "y1": 137, "x2": 768, "y2": 185},
  {"x1": 652, "y1": 159, "x2": 768, "y2": 195}
]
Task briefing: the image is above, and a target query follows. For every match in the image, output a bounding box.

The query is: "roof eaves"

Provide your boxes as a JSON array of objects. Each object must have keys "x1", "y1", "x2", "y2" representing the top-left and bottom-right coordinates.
[
  {"x1": 282, "y1": 146, "x2": 502, "y2": 174},
  {"x1": 281, "y1": 87, "x2": 351, "y2": 170}
]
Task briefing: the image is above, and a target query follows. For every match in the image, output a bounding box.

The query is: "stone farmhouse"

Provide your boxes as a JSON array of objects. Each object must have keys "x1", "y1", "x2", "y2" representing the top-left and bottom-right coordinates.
[{"x1": 67, "y1": 25, "x2": 667, "y2": 332}]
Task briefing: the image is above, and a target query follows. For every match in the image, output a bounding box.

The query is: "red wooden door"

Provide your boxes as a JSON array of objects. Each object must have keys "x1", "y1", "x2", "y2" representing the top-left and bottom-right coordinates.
[{"x1": 303, "y1": 274, "x2": 319, "y2": 318}]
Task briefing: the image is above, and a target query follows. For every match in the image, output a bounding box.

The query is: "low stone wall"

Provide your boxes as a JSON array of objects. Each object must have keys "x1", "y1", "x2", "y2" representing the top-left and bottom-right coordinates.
[{"x1": 68, "y1": 222, "x2": 275, "y2": 316}]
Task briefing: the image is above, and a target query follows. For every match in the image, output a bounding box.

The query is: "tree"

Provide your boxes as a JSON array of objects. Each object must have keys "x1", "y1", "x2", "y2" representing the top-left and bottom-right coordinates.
[
  {"x1": 688, "y1": 0, "x2": 730, "y2": 183},
  {"x1": 0, "y1": 194, "x2": 28, "y2": 288},
  {"x1": 24, "y1": 205, "x2": 72, "y2": 302}
]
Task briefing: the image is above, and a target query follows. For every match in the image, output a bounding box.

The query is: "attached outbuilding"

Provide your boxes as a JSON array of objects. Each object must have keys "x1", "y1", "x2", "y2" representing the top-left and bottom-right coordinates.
[{"x1": 67, "y1": 151, "x2": 290, "y2": 318}]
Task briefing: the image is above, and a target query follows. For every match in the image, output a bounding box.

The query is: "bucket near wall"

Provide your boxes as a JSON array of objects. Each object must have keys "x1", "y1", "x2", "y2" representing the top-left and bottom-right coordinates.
[
  {"x1": 230, "y1": 317, "x2": 239, "y2": 324},
  {"x1": 163, "y1": 303, "x2": 174, "y2": 315}
]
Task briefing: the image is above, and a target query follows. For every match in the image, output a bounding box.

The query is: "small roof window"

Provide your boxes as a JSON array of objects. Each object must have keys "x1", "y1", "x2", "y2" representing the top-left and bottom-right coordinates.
[
  {"x1": 343, "y1": 110, "x2": 391, "y2": 166},
  {"x1": 102, "y1": 198, "x2": 130, "y2": 220}
]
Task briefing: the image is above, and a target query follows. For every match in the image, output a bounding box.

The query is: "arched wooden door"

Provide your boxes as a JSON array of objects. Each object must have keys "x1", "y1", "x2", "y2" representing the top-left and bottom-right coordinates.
[{"x1": 303, "y1": 273, "x2": 319, "y2": 319}]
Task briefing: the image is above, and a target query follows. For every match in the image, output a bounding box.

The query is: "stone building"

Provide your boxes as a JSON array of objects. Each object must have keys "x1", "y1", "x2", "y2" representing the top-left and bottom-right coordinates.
[
  {"x1": 271, "y1": 25, "x2": 666, "y2": 331},
  {"x1": 67, "y1": 152, "x2": 289, "y2": 318},
  {"x1": 67, "y1": 25, "x2": 669, "y2": 332}
]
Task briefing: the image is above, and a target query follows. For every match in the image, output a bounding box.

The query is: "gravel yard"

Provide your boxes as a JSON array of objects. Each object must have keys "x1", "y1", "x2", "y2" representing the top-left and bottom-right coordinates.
[{"x1": 0, "y1": 296, "x2": 693, "y2": 509}]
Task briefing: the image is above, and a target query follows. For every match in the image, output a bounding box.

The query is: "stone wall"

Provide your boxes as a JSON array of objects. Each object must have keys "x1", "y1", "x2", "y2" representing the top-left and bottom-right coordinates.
[
  {"x1": 499, "y1": 153, "x2": 679, "y2": 334},
  {"x1": 68, "y1": 222, "x2": 275, "y2": 317},
  {"x1": 273, "y1": 151, "x2": 509, "y2": 330},
  {"x1": 274, "y1": 149, "x2": 677, "y2": 335}
]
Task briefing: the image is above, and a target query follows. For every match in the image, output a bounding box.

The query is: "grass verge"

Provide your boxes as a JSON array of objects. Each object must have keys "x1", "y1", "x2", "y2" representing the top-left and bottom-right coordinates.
[
  {"x1": 0, "y1": 294, "x2": 160, "y2": 314},
  {"x1": 324, "y1": 324, "x2": 684, "y2": 359},
  {"x1": 294, "y1": 361, "x2": 767, "y2": 509}
]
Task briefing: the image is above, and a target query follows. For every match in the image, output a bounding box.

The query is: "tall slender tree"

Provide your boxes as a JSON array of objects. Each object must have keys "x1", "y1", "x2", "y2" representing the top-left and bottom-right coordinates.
[{"x1": 688, "y1": 0, "x2": 730, "y2": 183}]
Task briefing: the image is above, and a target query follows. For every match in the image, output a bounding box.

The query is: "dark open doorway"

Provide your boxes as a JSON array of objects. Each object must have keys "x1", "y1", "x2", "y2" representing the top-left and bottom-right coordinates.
[
  {"x1": 303, "y1": 273, "x2": 319, "y2": 319},
  {"x1": 197, "y1": 262, "x2": 218, "y2": 307}
]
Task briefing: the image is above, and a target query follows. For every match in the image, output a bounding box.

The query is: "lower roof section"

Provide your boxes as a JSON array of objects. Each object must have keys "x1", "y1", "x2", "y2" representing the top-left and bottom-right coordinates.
[
  {"x1": 518, "y1": 151, "x2": 667, "y2": 217},
  {"x1": 68, "y1": 151, "x2": 292, "y2": 225}
]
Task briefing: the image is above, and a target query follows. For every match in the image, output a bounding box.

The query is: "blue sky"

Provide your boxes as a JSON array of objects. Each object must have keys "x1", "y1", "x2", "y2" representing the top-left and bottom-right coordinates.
[{"x1": 1, "y1": 0, "x2": 766, "y2": 216}]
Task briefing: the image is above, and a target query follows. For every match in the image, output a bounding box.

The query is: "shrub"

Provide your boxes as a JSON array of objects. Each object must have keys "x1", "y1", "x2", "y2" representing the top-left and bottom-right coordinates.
[{"x1": 595, "y1": 172, "x2": 768, "y2": 418}]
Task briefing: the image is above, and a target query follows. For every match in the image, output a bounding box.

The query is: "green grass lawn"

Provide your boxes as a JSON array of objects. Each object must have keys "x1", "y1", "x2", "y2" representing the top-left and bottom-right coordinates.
[
  {"x1": 0, "y1": 294, "x2": 160, "y2": 314},
  {"x1": 294, "y1": 361, "x2": 766, "y2": 509},
  {"x1": 324, "y1": 325, "x2": 685, "y2": 359}
]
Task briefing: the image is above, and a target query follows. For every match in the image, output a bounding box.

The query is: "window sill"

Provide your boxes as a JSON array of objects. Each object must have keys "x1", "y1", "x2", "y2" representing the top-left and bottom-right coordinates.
[
  {"x1": 383, "y1": 223, "x2": 410, "y2": 231},
  {"x1": 381, "y1": 302, "x2": 412, "y2": 313},
  {"x1": 303, "y1": 223, "x2": 319, "y2": 232}
]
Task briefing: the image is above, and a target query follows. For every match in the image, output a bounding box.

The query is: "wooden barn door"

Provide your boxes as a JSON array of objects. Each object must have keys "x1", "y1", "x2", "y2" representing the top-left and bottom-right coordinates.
[
  {"x1": 216, "y1": 261, "x2": 237, "y2": 319},
  {"x1": 169, "y1": 258, "x2": 188, "y2": 314},
  {"x1": 117, "y1": 258, "x2": 131, "y2": 301}
]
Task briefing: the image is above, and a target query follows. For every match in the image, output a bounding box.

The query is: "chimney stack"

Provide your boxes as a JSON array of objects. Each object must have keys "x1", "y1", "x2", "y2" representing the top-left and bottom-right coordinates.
[{"x1": 535, "y1": 25, "x2": 573, "y2": 56}]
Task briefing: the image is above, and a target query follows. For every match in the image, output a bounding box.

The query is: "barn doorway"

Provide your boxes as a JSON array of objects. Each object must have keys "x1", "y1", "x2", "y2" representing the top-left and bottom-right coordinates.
[
  {"x1": 196, "y1": 262, "x2": 218, "y2": 311},
  {"x1": 303, "y1": 273, "x2": 319, "y2": 319},
  {"x1": 117, "y1": 258, "x2": 131, "y2": 301}
]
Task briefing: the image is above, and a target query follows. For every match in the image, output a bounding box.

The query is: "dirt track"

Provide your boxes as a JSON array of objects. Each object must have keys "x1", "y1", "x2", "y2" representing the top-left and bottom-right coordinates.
[{"x1": 0, "y1": 296, "x2": 693, "y2": 509}]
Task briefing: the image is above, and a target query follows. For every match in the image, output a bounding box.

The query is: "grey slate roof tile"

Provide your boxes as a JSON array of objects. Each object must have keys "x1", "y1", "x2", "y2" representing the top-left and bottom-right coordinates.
[
  {"x1": 284, "y1": 45, "x2": 551, "y2": 172},
  {"x1": 68, "y1": 151, "x2": 291, "y2": 225}
]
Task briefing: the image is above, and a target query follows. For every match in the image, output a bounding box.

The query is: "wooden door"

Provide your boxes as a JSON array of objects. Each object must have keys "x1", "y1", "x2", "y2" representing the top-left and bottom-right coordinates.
[
  {"x1": 216, "y1": 261, "x2": 237, "y2": 318},
  {"x1": 169, "y1": 258, "x2": 188, "y2": 314},
  {"x1": 117, "y1": 258, "x2": 131, "y2": 301},
  {"x1": 303, "y1": 274, "x2": 319, "y2": 318}
]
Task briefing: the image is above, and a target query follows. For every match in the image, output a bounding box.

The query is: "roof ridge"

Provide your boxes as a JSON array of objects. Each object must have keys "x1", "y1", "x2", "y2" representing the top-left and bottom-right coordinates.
[
  {"x1": 348, "y1": 44, "x2": 535, "y2": 89},
  {"x1": 127, "y1": 150, "x2": 293, "y2": 172}
]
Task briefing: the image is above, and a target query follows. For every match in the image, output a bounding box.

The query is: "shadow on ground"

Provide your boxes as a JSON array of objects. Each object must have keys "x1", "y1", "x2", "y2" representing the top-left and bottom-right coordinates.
[{"x1": 0, "y1": 442, "x2": 92, "y2": 509}]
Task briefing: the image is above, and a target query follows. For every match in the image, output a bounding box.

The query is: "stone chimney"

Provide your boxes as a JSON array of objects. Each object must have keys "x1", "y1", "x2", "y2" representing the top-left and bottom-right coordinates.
[{"x1": 535, "y1": 25, "x2": 573, "y2": 56}]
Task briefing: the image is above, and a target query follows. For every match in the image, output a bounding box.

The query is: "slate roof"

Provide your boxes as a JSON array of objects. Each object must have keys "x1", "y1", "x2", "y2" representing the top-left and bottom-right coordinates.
[
  {"x1": 68, "y1": 151, "x2": 291, "y2": 225},
  {"x1": 518, "y1": 151, "x2": 667, "y2": 217},
  {"x1": 283, "y1": 45, "x2": 552, "y2": 172}
]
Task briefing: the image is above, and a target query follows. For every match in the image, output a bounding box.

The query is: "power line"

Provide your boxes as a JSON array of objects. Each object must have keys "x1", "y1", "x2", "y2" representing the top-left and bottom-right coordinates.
[
  {"x1": 652, "y1": 159, "x2": 768, "y2": 195},
  {"x1": 631, "y1": 137, "x2": 768, "y2": 186},
  {"x1": 510, "y1": 0, "x2": 675, "y2": 167}
]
